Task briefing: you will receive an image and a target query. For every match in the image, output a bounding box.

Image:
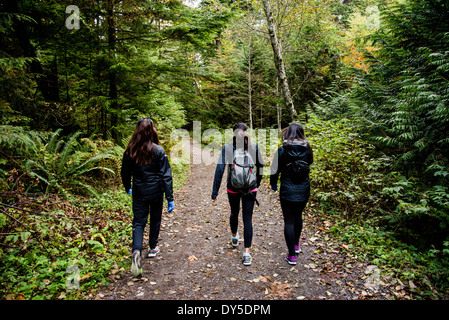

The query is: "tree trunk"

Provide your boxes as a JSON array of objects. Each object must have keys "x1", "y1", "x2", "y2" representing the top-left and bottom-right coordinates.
[
  {"x1": 261, "y1": 0, "x2": 297, "y2": 121},
  {"x1": 248, "y1": 31, "x2": 253, "y2": 130},
  {"x1": 276, "y1": 77, "x2": 281, "y2": 129},
  {"x1": 107, "y1": 0, "x2": 118, "y2": 141}
]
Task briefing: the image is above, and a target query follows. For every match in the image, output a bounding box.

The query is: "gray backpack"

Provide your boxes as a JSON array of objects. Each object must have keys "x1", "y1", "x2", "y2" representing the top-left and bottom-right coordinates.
[{"x1": 230, "y1": 148, "x2": 257, "y2": 190}]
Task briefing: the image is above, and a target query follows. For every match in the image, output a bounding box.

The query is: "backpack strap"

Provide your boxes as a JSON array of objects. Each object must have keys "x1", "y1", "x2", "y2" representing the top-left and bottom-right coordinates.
[{"x1": 237, "y1": 189, "x2": 260, "y2": 206}]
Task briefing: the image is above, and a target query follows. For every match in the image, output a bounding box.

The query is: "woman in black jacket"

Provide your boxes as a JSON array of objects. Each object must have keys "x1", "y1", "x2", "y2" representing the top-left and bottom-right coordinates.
[
  {"x1": 121, "y1": 118, "x2": 174, "y2": 277},
  {"x1": 270, "y1": 123, "x2": 313, "y2": 265},
  {"x1": 211, "y1": 123, "x2": 264, "y2": 266}
]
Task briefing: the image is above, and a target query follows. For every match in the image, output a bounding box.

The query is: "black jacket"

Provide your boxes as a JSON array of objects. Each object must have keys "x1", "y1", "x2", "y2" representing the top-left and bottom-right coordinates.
[
  {"x1": 212, "y1": 143, "x2": 264, "y2": 199},
  {"x1": 270, "y1": 140, "x2": 313, "y2": 202},
  {"x1": 121, "y1": 144, "x2": 174, "y2": 201}
]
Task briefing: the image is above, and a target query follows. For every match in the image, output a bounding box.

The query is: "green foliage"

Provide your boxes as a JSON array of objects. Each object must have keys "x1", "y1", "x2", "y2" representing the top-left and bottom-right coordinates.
[
  {"x1": 0, "y1": 140, "x2": 191, "y2": 300},
  {"x1": 307, "y1": 115, "x2": 388, "y2": 221},
  {"x1": 0, "y1": 190, "x2": 133, "y2": 300},
  {"x1": 355, "y1": 0, "x2": 449, "y2": 173},
  {"x1": 307, "y1": 115, "x2": 449, "y2": 298},
  {"x1": 345, "y1": 0, "x2": 449, "y2": 248},
  {"x1": 23, "y1": 129, "x2": 116, "y2": 196},
  {"x1": 0, "y1": 0, "x2": 233, "y2": 141},
  {"x1": 0, "y1": 126, "x2": 48, "y2": 156},
  {"x1": 330, "y1": 219, "x2": 449, "y2": 299}
]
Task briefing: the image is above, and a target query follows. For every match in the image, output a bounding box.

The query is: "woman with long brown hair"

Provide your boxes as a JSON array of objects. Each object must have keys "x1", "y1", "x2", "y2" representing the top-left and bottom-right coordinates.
[{"x1": 121, "y1": 118, "x2": 174, "y2": 277}]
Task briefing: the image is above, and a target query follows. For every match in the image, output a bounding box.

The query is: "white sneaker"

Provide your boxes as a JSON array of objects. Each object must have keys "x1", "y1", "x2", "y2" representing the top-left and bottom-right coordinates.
[
  {"x1": 242, "y1": 253, "x2": 252, "y2": 266},
  {"x1": 131, "y1": 250, "x2": 142, "y2": 277},
  {"x1": 231, "y1": 233, "x2": 239, "y2": 247},
  {"x1": 147, "y1": 247, "x2": 160, "y2": 258}
]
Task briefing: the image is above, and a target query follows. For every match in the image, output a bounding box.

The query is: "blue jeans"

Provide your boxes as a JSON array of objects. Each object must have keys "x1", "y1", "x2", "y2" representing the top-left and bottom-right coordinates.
[{"x1": 132, "y1": 195, "x2": 163, "y2": 252}]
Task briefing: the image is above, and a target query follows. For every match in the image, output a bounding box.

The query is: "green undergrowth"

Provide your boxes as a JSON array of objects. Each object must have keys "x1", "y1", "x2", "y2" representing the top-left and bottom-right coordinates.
[
  {"x1": 306, "y1": 115, "x2": 449, "y2": 299},
  {"x1": 0, "y1": 145, "x2": 190, "y2": 300},
  {"x1": 0, "y1": 189, "x2": 132, "y2": 300},
  {"x1": 329, "y1": 218, "x2": 449, "y2": 299}
]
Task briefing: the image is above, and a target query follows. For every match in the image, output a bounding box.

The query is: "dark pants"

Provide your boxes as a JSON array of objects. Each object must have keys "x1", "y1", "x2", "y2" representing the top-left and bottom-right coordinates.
[
  {"x1": 132, "y1": 195, "x2": 164, "y2": 252},
  {"x1": 280, "y1": 198, "x2": 307, "y2": 256},
  {"x1": 228, "y1": 191, "x2": 256, "y2": 249}
]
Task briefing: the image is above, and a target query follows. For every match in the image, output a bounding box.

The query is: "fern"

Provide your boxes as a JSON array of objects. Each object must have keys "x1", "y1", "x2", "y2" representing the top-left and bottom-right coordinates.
[
  {"x1": 354, "y1": 0, "x2": 449, "y2": 177},
  {"x1": 0, "y1": 125, "x2": 48, "y2": 156},
  {"x1": 24, "y1": 130, "x2": 115, "y2": 196}
]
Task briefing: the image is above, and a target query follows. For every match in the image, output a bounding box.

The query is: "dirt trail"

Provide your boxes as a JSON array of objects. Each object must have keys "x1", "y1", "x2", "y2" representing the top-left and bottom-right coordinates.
[{"x1": 97, "y1": 140, "x2": 390, "y2": 300}]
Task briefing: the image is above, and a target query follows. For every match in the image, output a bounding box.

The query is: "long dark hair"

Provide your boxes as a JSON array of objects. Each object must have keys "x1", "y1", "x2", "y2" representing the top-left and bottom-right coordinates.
[
  {"x1": 283, "y1": 122, "x2": 307, "y2": 145},
  {"x1": 126, "y1": 118, "x2": 159, "y2": 165},
  {"x1": 232, "y1": 122, "x2": 253, "y2": 151}
]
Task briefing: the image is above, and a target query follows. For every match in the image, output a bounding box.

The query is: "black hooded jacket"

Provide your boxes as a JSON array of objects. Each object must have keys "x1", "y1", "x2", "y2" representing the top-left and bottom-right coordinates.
[
  {"x1": 121, "y1": 144, "x2": 173, "y2": 201},
  {"x1": 270, "y1": 140, "x2": 313, "y2": 202}
]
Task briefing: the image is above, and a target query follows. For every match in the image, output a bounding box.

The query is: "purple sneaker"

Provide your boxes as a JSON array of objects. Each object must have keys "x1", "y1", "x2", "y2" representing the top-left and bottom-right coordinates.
[
  {"x1": 294, "y1": 243, "x2": 302, "y2": 255},
  {"x1": 285, "y1": 254, "x2": 297, "y2": 265}
]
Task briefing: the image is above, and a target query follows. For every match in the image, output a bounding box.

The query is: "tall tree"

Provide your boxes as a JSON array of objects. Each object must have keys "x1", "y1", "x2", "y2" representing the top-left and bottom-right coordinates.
[
  {"x1": 107, "y1": 0, "x2": 118, "y2": 140},
  {"x1": 261, "y1": 0, "x2": 297, "y2": 121}
]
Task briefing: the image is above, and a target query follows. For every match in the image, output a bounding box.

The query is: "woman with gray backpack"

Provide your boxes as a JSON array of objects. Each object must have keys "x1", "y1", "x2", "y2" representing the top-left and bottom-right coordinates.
[
  {"x1": 211, "y1": 123, "x2": 264, "y2": 265},
  {"x1": 270, "y1": 122, "x2": 313, "y2": 265}
]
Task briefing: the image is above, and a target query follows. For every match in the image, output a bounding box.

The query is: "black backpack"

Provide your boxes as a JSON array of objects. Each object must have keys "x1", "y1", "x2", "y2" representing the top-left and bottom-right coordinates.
[{"x1": 286, "y1": 159, "x2": 310, "y2": 183}]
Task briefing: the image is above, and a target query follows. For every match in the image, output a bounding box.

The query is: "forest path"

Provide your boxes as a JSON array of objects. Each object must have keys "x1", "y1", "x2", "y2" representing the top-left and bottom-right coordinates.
[{"x1": 97, "y1": 139, "x2": 388, "y2": 300}]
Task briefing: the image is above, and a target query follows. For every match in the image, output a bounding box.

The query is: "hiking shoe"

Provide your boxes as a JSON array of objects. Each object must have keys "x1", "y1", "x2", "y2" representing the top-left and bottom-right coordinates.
[
  {"x1": 231, "y1": 233, "x2": 239, "y2": 248},
  {"x1": 295, "y1": 243, "x2": 302, "y2": 255},
  {"x1": 242, "y1": 253, "x2": 252, "y2": 266},
  {"x1": 131, "y1": 250, "x2": 142, "y2": 277},
  {"x1": 285, "y1": 254, "x2": 297, "y2": 265},
  {"x1": 147, "y1": 247, "x2": 160, "y2": 258}
]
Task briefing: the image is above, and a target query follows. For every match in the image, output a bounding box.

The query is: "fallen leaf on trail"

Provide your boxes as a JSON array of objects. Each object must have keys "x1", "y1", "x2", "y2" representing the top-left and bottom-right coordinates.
[
  {"x1": 258, "y1": 275, "x2": 270, "y2": 283},
  {"x1": 79, "y1": 272, "x2": 92, "y2": 281},
  {"x1": 265, "y1": 281, "x2": 293, "y2": 298},
  {"x1": 248, "y1": 276, "x2": 269, "y2": 283}
]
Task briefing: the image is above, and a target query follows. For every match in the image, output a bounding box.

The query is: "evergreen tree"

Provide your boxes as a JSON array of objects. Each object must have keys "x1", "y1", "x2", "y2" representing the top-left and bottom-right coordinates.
[
  {"x1": 353, "y1": 0, "x2": 449, "y2": 243},
  {"x1": 357, "y1": 0, "x2": 449, "y2": 179}
]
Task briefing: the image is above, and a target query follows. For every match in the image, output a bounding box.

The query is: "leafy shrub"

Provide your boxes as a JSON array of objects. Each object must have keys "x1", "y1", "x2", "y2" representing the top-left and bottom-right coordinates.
[{"x1": 306, "y1": 115, "x2": 389, "y2": 221}]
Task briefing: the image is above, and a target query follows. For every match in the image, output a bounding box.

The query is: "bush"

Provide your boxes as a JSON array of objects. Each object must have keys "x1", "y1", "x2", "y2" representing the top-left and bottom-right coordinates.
[{"x1": 307, "y1": 115, "x2": 389, "y2": 221}]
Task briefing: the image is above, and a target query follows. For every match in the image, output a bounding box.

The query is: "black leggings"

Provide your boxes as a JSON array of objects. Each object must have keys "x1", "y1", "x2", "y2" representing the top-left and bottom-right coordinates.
[
  {"x1": 280, "y1": 198, "x2": 307, "y2": 256},
  {"x1": 228, "y1": 191, "x2": 256, "y2": 249},
  {"x1": 132, "y1": 195, "x2": 164, "y2": 252}
]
